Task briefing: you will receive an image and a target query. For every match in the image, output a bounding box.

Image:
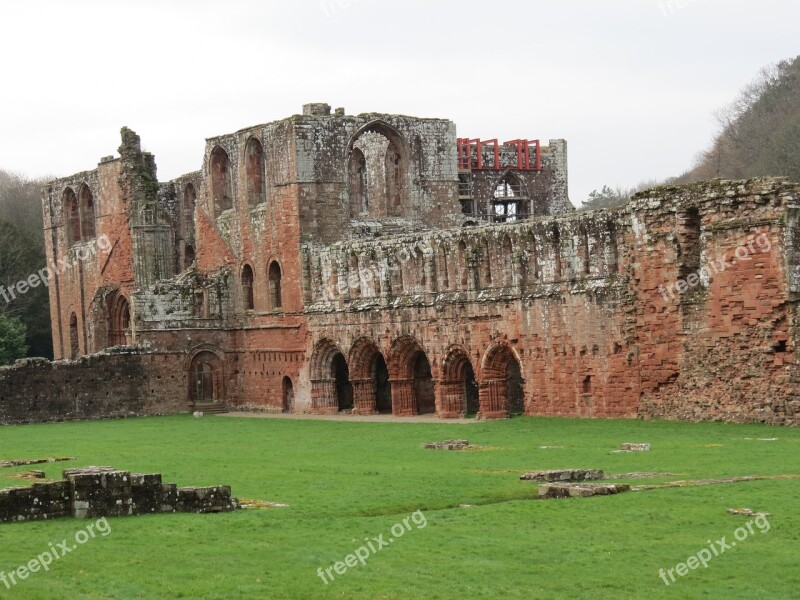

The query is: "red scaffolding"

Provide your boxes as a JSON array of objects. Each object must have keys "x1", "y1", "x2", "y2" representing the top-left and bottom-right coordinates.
[{"x1": 457, "y1": 138, "x2": 541, "y2": 171}]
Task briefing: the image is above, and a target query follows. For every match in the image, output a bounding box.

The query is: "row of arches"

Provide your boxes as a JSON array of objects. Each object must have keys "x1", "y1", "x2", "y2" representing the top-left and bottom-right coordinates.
[
  {"x1": 240, "y1": 261, "x2": 283, "y2": 311},
  {"x1": 63, "y1": 185, "x2": 96, "y2": 245},
  {"x1": 312, "y1": 222, "x2": 621, "y2": 303},
  {"x1": 310, "y1": 337, "x2": 524, "y2": 418},
  {"x1": 210, "y1": 137, "x2": 266, "y2": 218}
]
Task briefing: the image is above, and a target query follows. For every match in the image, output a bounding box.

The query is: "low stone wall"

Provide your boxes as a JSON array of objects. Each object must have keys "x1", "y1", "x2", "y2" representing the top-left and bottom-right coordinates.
[
  {"x1": 0, "y1": 467, "x2": 238, "y2": 523},
  {"x1": 0, "y1": 348, "x2": 188, "y2": 425}
]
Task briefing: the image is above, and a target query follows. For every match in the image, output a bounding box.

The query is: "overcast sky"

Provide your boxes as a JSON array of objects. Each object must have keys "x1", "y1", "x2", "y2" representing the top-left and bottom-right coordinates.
[{"x1": 1, "y1": 0, "x2": 797, "y2": 206}]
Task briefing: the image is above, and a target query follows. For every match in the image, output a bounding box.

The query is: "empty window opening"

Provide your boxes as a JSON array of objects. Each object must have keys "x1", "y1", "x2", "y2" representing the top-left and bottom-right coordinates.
[
  {"x1": 268, "y1": 261, "x2": 282, "y2": 310},
  {"x1": 241, "y1": 264, "x2": 255, "y2": 310},
  {"x1": 245, "y1": 138, "x2": 266, "y2": 208},
  {"x1": 210, "y1": 146, "x2": 232, "y2": 217}
]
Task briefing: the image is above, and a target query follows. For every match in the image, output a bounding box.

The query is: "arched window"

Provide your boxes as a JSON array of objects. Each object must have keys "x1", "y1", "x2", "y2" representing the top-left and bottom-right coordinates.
[
  {"x1": 349, "y1": 147, "x2": 368, "y2": 215},
  {"x1": 348, "y1": 123, "x2": 408, "y2": 218},
  {"x1": 69, "y1": 312, "x2": 79, "y2": 359},
  {"x1": 245, "y1": 138, "x2": 266, "y2": 208},
  {"x1": 268, "y1": 261, "x2": 282, "y2": 310},
  {"x1": 493, "y1": 173, "x2": 525, "y2": 223},
  {"x1": 458, "y1": 241, "x2": 468, "y2": 288},
  {"x1": 349, "y1": 254, "x2": 361, "y2": 299},
  {"x1": 79, "y1": 185, "x2": 96, "y2": 239},
  {"x1": 64, "y1": 188, "x2": 81, "y2": 245},
  {"x1": 210, "y1": 146, "x2": 232, "y2": 217},
  {"x1": 241, "y1": 264, "x2": 255, "y2": 310}
]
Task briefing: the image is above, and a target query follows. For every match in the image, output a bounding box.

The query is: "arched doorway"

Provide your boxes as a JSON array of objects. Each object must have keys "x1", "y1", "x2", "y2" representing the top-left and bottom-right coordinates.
[
  {"x1": 440, "y1": 348, "x2": 479, "y2": 418},
  {"x1": 387, "y1": 336, "x2": 435, "y2": 417},
  {"x1": 282, "y1": 377, "x2": 294, "y2": 414},
  {"x1": 189, "y1": 351, "x2": 224, "y2": 406},
  {"x1": 480, "y1": 345, "x2": 525, "y2": 418},
  {"x1": 348, "y1": 338, "x2": 391, "y2": 415},
  {"x1": 310, "y1": 340, "x2": 353, "y2": 414}
]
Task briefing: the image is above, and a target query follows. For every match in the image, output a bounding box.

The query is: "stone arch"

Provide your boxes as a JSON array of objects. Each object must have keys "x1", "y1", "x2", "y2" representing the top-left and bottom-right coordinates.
[
  {"x1": 244, "y1": 137, "x2": 266, "y2": 208},
  {"x1": 388, "y1": 336, "x2": 435, "y2": 416},
  {"x1": 209, "y1": 145, "x2": 232, "y2": 217},
  {"x1": 78, "y1": 184, "x2": 96, "y2": 239},
  {"x1": 348, "y1": 337, "x2": 391, "y2": 414},
  {"x1": 188, "y1": 348, "x2": 225, "y2": 406},
  {"x1": 107, "y1": 292, "x2": 130, "y2": 347},
  {"x1": 309, "y1": 339, "x2": 352, "y2": 413},
  {"x1": 479, "y1": 343, "x2": 525, "y2": 418},
  {"x1": 241, "y1": 264, "x2": 255, "y2": 311},
  {"x1": 439, "y1": 346, "x2": 479, "y2": 417},
  {"x1": 282, "y1": 376, "x2": 294, "y2": 413},
  {"x1": 457, "y1": 240, "x2": 468, "y2": 288},
  {"x1": 347, "y1": 121, "x2": 410, "y2": 217},
  {"x1": 63, "y1": 188, "x2": 81, "y2": 245}
]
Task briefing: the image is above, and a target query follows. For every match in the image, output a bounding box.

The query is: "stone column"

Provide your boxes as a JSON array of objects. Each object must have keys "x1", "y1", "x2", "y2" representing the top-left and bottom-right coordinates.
[
  {"x1": 351, "y1": 379, "x2": 377, "y2": 415},
  {"x1": 479, "y1": 379, "x2": 509, "y2": 419},
  {"x1": 437, "y1": 379, "x2": 465, "y2": 419},
  {"x1": 390, "y1": 378, "x2": 416, "y2": 416},
  {"x1": 311, "y1": 379, "x2": 338, "y2": 414}
]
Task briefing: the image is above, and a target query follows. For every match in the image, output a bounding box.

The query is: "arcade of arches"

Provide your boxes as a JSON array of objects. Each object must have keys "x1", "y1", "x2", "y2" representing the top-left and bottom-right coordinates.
[{"x1": 309, "y1": 337, "x2": 524, "y2": 418}]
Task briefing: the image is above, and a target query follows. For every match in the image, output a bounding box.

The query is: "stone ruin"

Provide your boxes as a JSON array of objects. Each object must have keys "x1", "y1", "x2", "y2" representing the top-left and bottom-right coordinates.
[{"x1": 0, "y1": 467, "x2": 238, "y2": 523}]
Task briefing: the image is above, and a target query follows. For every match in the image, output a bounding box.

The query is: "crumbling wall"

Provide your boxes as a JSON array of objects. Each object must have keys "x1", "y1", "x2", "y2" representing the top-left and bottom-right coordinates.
[
  {"x1": 0, "y1": 349, "x2": 187, "y2": 425},
  {"x1": 633, "y1": 178, "x2": 800, "y2": 425}
]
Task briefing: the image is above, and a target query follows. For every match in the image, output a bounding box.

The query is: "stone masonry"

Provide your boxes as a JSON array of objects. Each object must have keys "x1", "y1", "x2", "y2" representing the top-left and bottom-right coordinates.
[{"x1": 0, "y1": 103, "x2": 796, "y2": 425}]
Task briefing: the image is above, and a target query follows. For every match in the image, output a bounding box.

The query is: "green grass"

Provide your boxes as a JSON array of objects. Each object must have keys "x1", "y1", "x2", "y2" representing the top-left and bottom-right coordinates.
[{"x1": 0, "y1": 415, "x2": 798, "y2": 599}]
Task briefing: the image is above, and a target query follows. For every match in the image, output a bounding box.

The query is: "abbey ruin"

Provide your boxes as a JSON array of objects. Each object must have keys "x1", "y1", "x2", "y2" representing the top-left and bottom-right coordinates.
[{"x1": 1, "y1": 103, "x2": 798, "y2": 425}]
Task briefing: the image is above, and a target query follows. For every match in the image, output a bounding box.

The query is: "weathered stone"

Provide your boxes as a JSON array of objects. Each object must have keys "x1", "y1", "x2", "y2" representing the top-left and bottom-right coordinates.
[
  {"x1": 538, "y1": 483, "x2": 631, "y2": 499},
  {"x1": 0, "y1": 104, "x2": 791, "y2": 428},
  {"x1": 520, "y1": 469, "x2": 604, "y2": 482}
]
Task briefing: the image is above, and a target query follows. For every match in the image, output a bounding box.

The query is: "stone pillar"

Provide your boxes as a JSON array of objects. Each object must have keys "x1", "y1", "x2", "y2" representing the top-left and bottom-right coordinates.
[
  {"x1": 311, "y1": 379, "x2": 338, "y2": 414},
  {"x1": 352, "y1": 379, "x2": 377, "y2": 415},
  {"x1": 479, "y1": 379, "x2": 509, "y2": 419},
  {"x1": 437, "y1": 379, "x2": 465, "y2": 419},
  {"x1": 390, "y1": 378, "x2": 416, "y2": 416}
]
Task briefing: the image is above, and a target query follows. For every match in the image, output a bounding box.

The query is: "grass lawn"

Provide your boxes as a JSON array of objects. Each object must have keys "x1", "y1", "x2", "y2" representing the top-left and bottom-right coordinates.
[{"x1": 0, "y1": 415, "x2": 798, "y2": 599}]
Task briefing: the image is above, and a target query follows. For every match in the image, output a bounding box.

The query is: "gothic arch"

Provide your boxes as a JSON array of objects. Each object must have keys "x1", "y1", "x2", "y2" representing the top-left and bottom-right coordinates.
[
  {"x1": 347, "y1": 121, "x2": 411, "y2": 217},
  {"x1": 439, "y1": 346, "x2": 479, "y2": 417},
  {"x1": 479, "y1": 343, "x2": 525, "y2": 418},
  {"x1": 387, "y1": 336, "x2": 435, "y2": 416},
  {"x1": 309, "y1": 339, "x2": 351, "y2": 413},
  {"x1": 348, "y1": 337, "x2": 391, "y2": 414}
]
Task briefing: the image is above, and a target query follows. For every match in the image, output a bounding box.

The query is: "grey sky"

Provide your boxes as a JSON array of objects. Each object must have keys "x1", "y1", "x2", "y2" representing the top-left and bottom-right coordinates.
[{"x1": 1, "y1": 0, "x2": 797, "y2": 206}]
